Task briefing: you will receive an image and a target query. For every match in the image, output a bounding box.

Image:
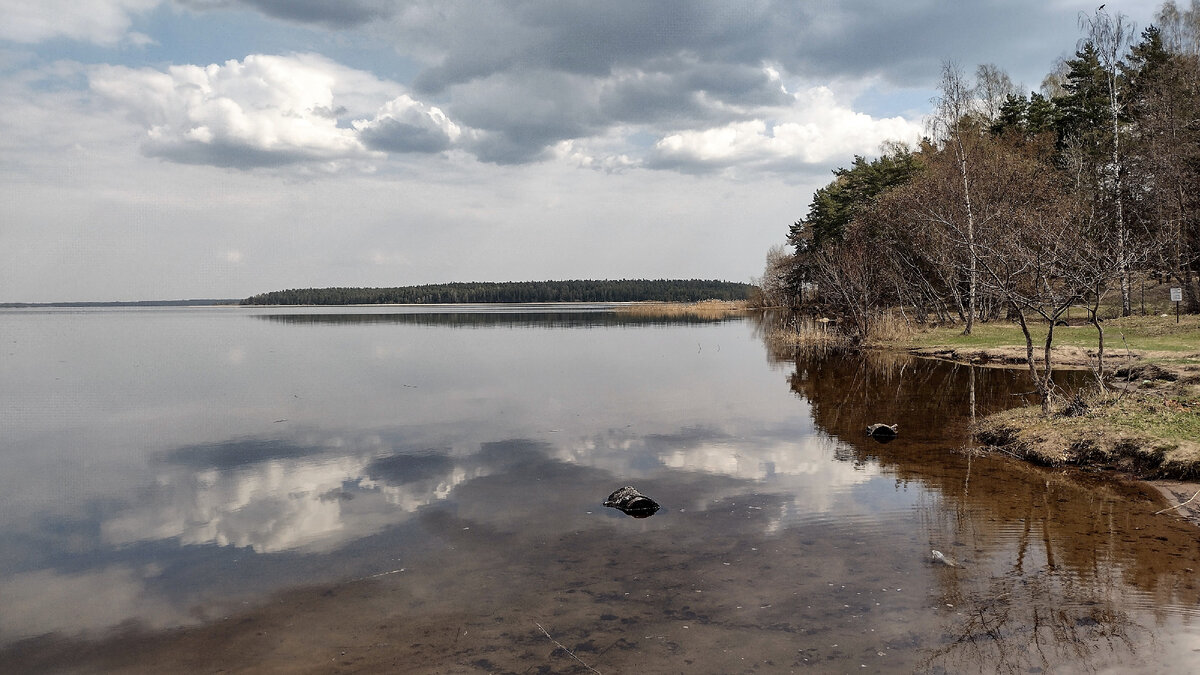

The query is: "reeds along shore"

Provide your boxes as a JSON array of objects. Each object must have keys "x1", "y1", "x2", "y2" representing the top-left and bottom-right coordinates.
[
  {"x1": 615, "y1": 300, "x2": 751, "y2": 320},
  {"x1": 760, "y1": 310, "x2": 914, "y2": 350}
]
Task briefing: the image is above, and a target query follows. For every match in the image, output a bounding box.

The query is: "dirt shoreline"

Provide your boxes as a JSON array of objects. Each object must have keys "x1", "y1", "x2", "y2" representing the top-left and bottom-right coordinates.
[
  {"x1": 909, "y1": 344, "x2": 1096, "y2": 369},
  {"x1": 905, "y1": 343, "x2": 1200, "y2": 524},
  {"x1": 908, "y1": 343, "x2": 1199, "y2": 370}
]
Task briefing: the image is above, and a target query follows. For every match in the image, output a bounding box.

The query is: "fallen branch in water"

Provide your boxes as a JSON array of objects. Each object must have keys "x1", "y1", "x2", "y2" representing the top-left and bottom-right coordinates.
[
  {"x1": 535, "y1": 622, "x2": 602, "y2": 674},
  {"x1": 1155, "y1": 487, "x2": 1200, "y2": 515}
]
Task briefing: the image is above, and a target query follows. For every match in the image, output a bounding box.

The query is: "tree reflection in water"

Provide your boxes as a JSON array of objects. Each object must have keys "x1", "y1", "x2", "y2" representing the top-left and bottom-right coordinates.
[
  {"x1": 923, "y1": 563, "x2": 1143, "y2": 673},
  {"x1": 752, "y1": 312, "x2": 1198, "y2": 672},
  {"x1": 919, "y1": 481, "x2": 1148, "y2": 673}
]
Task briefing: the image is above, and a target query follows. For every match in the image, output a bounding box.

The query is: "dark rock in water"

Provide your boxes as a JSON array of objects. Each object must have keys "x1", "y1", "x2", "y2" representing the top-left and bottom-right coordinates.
[
  {"x1": 604, "y1": 486, "x2": 660, "y2": 518},
  {"x1": 866, "y1": 423, "x2": 899, "y2": 443}
]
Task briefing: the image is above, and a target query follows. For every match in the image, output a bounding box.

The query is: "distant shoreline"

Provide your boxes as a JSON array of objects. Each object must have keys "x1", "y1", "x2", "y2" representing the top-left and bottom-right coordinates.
[
  {"x1": 4, "y1": 280, "x2": 758, "y2": 308},
  {"x1": 241, "y1": 280, "x2": 756, "y2": 306}
]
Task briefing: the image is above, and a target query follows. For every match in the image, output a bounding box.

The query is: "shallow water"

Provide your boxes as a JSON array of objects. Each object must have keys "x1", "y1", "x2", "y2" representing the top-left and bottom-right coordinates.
[{"x1": 1, "y1": 306, "x2": 1199, "y2": 672}]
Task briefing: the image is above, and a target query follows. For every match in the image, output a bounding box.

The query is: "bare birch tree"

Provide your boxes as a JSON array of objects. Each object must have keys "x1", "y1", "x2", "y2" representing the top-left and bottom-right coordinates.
[
  {"x1": 930, "y1": 63, "x2": 982, "y2": 334},
  {"x1": 1080, "y1": 8, "x2": 1136, "y2": 315},
  {"x1": 976, "y1": 63, "x2": 1019, "y2": 123}
]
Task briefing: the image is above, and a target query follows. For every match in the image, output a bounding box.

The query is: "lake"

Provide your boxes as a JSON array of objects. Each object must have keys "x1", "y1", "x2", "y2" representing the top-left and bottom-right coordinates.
[{"x1": 2, "y1": 306, "x2": 1199, "y2": 673}]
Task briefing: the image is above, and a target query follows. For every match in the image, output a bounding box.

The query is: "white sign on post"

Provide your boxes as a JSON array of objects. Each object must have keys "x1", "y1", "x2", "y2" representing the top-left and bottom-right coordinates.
[{"x1": 1170, "y1": 287, "x2": 1183, "y2": 302}]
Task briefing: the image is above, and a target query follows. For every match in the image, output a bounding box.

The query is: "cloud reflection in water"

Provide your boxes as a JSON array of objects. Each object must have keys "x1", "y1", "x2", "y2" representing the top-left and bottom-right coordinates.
[
  {"x1": 96, "y1": 410, "x2": 873, "y2": 560},
  {"x1": 0, "y1": 566, "x2": 188, "y2": 642},
  {"x1": 102, "y1": 437, "x2": 479, "y2": 555}
]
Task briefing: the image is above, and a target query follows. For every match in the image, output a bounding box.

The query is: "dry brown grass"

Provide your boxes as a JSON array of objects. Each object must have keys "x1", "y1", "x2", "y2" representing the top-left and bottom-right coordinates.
[
  {"x1": 763, "y1": 316, "x2": 849, "y2": 350},
  {"x1": 759, "y1": 310, "x2": 914, "y2": 352},
  {"x1": 864, "y1": 310, "x2": 916, "y2": 344},
  {"x1": 615, "y1": 300, "x2": 751, "y2": 320}
]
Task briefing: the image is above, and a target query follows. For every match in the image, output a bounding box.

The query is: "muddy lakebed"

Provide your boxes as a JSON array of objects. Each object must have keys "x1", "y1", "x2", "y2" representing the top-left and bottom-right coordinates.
[{"x1": 2, "y1": 306, "x2": 1200, "y2": 673}]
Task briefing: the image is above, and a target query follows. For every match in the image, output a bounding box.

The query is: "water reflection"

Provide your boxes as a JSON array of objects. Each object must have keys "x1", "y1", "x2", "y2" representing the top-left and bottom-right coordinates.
[
  {"x1": 0, "y1": 567, "x2": 188, "y2": 640},
  {"x1": 767, "y1": 343, "x2": 1200, "y2": 672},
  {"x1": 102, "y1": 446, "x2": 417, "y2": 554},
  {"x1": 2, "y1": 308, "x2": 1200, "y2": 672},
  {"x1": 96, "y1": 418, "x2": 874, "y2": 557}
]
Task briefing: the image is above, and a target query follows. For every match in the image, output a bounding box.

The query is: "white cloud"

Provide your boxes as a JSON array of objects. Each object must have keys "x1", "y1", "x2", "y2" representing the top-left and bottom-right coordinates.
[
  {"x1": 354, "y1": 94, "x2": 463, "y2": 154},
  {"x1": 90, "y1": 54, "x2": 386, "y2": 169},
  {"x1": 648, "y1": 86, "x2": 922, "y2": 174},
  {"x1": 80, "y1": 47, "x2": 919, "y2": 175},
  {"x1": 0, "y1": 0, "x2": 160, "y2": 45}
]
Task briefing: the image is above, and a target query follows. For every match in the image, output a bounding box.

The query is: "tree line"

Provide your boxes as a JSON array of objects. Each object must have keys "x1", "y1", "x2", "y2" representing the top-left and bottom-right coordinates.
[
  {"x1": 759, "y1": 3, "x2": 1200, "y2": 410},
  {"x1": 242, "y1": 279, "x2": 756, "y2": 305},
  {"x1": 764, "y1": 3, "x2": 1200, "y2": 334},
  {"x1": 253, "y1": 312, "x2": 735, "y2": 328}
]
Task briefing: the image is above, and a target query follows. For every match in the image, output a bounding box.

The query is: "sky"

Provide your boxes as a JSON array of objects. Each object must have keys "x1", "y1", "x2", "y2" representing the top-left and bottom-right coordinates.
[{"x1": 0, "y1": 0, "x2": 1159, "y2": 302}]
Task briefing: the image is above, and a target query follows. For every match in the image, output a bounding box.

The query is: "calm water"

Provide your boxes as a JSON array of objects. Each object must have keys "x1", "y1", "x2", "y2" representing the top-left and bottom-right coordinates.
[{"x1": 2, "y1": 306, "x2": 1199, "y2": 672}]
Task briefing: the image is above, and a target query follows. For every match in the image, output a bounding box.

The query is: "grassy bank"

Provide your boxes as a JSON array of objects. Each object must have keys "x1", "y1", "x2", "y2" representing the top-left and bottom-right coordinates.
[
  {"x1": 892, "y1": 315, "x2": 1200, "y2": 480},
  {"x1": 885, "y1": 314, "x2": 1200, "y2": 359},
  {"x1": 975, "y1": 374, "x2": 1200, "y2": 479}
]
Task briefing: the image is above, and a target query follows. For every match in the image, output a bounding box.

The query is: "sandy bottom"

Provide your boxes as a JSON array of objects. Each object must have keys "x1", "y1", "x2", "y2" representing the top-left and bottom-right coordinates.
[
  {"x1": 3, "y1": 494, "x2": 976, "y2": 674},
  {"x1": 10, "y1": 481, "x2": 1191, "y2": 675}
]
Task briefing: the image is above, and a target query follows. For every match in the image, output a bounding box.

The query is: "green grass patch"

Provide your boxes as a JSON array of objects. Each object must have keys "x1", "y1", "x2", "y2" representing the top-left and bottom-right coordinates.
[
  {"x1": 1105, "y1": 400, "x2": 1200, "y2": 445},
  {"x1": 888, "y1": 314, "x2": 1200, "y2": 355}
]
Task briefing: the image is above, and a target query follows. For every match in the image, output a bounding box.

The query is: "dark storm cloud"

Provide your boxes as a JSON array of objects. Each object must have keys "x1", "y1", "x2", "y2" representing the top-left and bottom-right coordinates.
[
  {"x1": 597, "y1": 60, "x2": 790, "y2": 124},
  {"x1": 169, "y1": 0, "x2": 1123, "y2": 166},
  {"x1": 435, "y1": 56, "x2": 792, "y2": 164},
  {"x1": 398, "y1": 0, "x2": 1084, "y2": 93},
  {"x1": 378, "y1": 0, "x2": 1094, "y2": 164},
  {"x1": 180, "y1": 0, "x2": 400, "y2": 28},
  {"x1": 184, "y1": 0, "x2": 1105, "y2": 92},
  {"x1": 768, "y1": 1, "x2": 1067, "y2": 88},
  {"x1": 466, "y1": 131, "x2": 556, "y2": 165},
  {"x1": 358, "y1": 117, "x2": 454, "y2": 154},
  {"x1": 409, "y1": 0, "x2": 777, "y2": 94},
  {"x1": 444, "y1": 71, "x2": 604, "y2": 163}
]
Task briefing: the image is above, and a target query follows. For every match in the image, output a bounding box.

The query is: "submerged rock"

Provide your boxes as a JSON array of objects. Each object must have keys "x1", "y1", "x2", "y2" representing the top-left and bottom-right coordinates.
[
  {"x1": 866, "y1": 423, "x2": 899, "y2": 443},
  {"x1": 603, "y1": 486, "x2": 660, "y2": 518}
]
